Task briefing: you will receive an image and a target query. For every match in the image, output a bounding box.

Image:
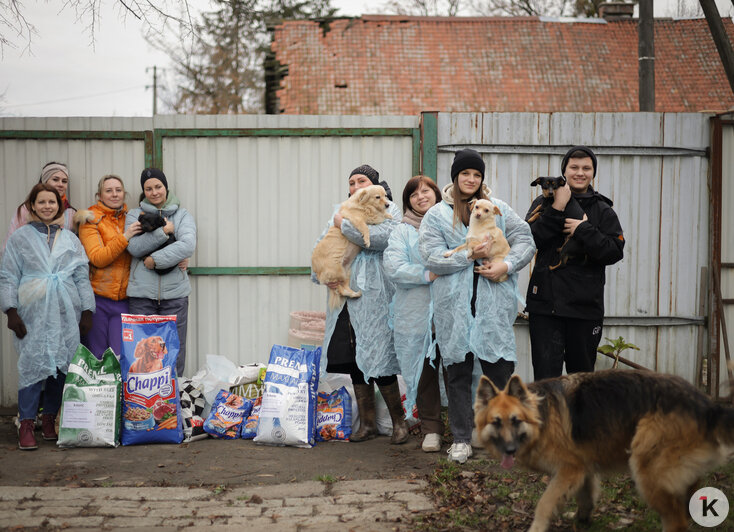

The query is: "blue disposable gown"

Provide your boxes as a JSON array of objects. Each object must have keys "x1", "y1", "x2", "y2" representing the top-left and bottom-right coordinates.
[
  {"x1": 0, "y1": 225, "x2": 95, "y2": 388},
  {"x1": 418, "y1": 198, "x2": 535, "y2": 366},
  {"x1": 313, "y1": 202, "x2": 402, "y2": 379},
  {"x1": 383, "y1": 222, "x2": 434, "y2": 414}
]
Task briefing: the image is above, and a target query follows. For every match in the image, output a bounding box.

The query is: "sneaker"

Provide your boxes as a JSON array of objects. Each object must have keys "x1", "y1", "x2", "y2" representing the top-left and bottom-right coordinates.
[
  {"x1": 41, "y1": 414, "x2": 57, "y2": 441},
  {"x1": 18, "y1": 419, "x2": 38, "y2": 450},
  {"x1": 422, "y1": 433, "x2": 442, "y2": 452},
  {"x1": 447, "y1": 442, "x2": 473, "y2": 464}
]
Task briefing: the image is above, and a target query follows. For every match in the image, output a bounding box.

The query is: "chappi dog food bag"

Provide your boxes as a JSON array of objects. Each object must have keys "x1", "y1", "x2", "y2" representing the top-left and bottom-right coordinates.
[
  {"x1": 203, "y1": 390, "x2": 253, "y2": 439},
  {"x1": 120, "y1": 314, "x2": 183, "y2": 445},
  {"x1": 254, "y1": 345, "x2": 321, "y2": 448}
]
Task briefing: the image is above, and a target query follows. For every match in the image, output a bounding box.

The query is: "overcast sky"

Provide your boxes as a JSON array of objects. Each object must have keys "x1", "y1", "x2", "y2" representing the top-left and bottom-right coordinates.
[{"x1": 0, "y1": 0, "x2": 728, "y2": 117}]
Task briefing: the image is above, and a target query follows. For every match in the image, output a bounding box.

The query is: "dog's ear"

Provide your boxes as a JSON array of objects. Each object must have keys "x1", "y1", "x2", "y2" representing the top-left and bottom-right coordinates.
[
  {"x1": 558, "y1": 176, "x2": 566, "y2": 186},
  {"x1": 530, "y1": 178, "x2": 540, "y2": 187},
  {"x1": 468, "y1": 199, "x2": 477, "y2": 211},
  {"x1": 494, "y1": 205, "x2": 502, "y2": 216},
  {"x1": 506, "y1": 375, "x2": 529, "y2": 402},
  {"x1": 357, "y1": 188, "x2": 371, "y2": 203},
  {"x1": 475, "y1": 375, "x2": 501, "y2": 408},
  {"x1": 133, "y1": 339, "x2": 149, "y2": 359}
]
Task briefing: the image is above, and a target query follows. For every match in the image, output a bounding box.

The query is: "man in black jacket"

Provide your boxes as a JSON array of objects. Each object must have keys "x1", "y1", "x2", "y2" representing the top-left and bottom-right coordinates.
[{"x1": 525, "y1": 146, "x2": 624, "y2": 380}]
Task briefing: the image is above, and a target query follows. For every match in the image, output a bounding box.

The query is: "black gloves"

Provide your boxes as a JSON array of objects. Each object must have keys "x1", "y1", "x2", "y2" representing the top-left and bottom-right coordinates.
[
  {"x1": 6, "y1": 308, "x2": 27, "y2": 339},
  {"x1": 79, "y1": 310, "x2": 93, "y2": 337}
]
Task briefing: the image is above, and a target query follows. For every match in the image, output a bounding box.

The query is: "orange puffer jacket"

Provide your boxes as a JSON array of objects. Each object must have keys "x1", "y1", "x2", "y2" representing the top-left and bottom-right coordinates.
[{"x1": 78, "y1": 201, "x2": 132, "y2": 301}]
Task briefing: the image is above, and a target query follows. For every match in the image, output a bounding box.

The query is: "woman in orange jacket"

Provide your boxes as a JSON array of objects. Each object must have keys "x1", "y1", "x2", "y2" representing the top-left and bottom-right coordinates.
[{"x1": 77, "y1": 175, "x2": 142, "y2": 358}]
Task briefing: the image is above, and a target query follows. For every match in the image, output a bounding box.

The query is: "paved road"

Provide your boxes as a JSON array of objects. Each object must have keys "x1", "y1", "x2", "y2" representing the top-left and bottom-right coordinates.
[{"x1": 0, "y1": 478, "x2": 434, "y2": 530}]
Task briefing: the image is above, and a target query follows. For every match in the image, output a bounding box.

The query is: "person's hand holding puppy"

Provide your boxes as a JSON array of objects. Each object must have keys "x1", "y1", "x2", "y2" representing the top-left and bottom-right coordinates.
[
  {"x1": 552, "y1": 184, "x2": 572, "y2": 211},
  {"x1": 163, "y1": 218, "x2": 175, "y2": 235},
  {"x1": 564, "y1": 213, "x2": 588, "y2": 235},
  {"x1": 144, "y1": 256, "x2": 156, "y2": 269},
  {"x1": 124, "y1": 221, "x2": 143, "y2": 241},
  {"x1": 474, "y1": 259, "x2": 509, "y2": 282}
]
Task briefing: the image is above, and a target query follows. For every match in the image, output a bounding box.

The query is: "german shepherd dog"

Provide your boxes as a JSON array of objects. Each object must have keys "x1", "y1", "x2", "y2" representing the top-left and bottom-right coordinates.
[{"x1": 474, "y1": 370, "x2": 734, "y2": 532}]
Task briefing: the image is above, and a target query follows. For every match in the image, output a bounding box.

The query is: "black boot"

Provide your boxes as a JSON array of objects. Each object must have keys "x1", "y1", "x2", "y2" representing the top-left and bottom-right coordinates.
[
  {"x1": 351, "y1": 383, "x2": 377, "y2": 442},
  {"x1": 378, "y1": 381, "x2": 409, "y2": 444}
]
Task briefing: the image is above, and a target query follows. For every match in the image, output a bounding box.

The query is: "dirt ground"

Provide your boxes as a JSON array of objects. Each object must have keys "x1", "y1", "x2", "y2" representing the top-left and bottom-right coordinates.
[{"x1": 0, "y1": 416, "x2": 444, "y2": 489}]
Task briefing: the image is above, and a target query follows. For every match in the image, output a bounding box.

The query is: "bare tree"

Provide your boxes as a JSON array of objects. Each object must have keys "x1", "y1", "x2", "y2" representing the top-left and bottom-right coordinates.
[
  {"x1": 0, "y1": 0, "x2": 197, "y2": 53},
  {"x1": 150, "y1": 0, "x2": 336, "y2": 114},
  {"x1": 468, "y1": 0, "x2": 575, "y2": 17},
  {"x1": 381, "y1": 0, "x2": 464, "y2": 16}
]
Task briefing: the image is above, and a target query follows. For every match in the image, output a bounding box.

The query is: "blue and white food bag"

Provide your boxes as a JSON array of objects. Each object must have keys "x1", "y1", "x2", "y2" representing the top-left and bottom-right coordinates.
[
  {"x1": 254, "y1": 345, "x2": 321, "y2": 448},
  {"x1": 203, "y1": 389, "x2": 252, "y2": 439},
  {"x1": 120, "y1": 314, "x2": 183, "y2": 445}
]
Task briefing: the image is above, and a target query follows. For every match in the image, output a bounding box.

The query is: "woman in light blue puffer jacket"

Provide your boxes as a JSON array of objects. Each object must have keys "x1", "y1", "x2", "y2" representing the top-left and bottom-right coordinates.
[{"x1": 125, "y1": 168, "x2": 196, "y2": 377}]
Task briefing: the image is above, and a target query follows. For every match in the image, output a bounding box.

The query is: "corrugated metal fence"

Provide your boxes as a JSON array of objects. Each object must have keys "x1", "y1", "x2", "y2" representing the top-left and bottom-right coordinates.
[{"x1": 0, "y1": 112, "x2": 718, "y2": 407}]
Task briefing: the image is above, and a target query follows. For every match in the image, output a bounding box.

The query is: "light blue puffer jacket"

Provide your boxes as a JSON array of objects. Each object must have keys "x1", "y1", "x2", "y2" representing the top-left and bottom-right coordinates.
[{"x1": 125, "y1": 193, "x2": 196, "y2": 301}]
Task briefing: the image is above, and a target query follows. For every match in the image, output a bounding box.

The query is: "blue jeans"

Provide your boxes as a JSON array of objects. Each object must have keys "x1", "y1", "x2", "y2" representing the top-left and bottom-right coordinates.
[
  {"x1": 18, "y1": 371, "x2": 65, "y2": 421},
  {"x1": 444, "y1": 353, "x2": 514, "y2": 443}
]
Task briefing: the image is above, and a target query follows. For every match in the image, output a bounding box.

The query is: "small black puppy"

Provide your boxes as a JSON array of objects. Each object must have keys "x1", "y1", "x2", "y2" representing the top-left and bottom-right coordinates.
[
  {"x1": 528, "y1": 176, "x2": 586, "y2": 269},
  {"x1": 137, "y1": 213, "x2": 177, "y2": 275}
]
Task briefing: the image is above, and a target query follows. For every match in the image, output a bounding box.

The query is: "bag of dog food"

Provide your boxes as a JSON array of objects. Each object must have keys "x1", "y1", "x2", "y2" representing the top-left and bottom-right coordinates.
[
  {"x1": 57, "y1": 345, "x2": 122, "y2": 448},
  {"x1": 315, "y1": 386, "x2": 352, "y2": 442},
  {"x1": 240, "y1": 396, "x2": 262, "y2": 439},
  {"x1": 179, "y1": 378, "x2": 208, "y2": 442},
  {"x1": 203, "y1": 390, "x2": 253, "y2": 439},
  {"x1": 254, "y1": 345, "x2": 321, "y2": 448},
  {"x1": 120, "y1": 314, "x2": 183, "y2": 445}
]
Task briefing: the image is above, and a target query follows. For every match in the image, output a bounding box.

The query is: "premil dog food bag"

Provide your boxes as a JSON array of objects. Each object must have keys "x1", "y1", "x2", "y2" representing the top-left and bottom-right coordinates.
[
  {"x1": 120, "y1": 314, "x2": 183, "y2": 445},
  {"x1": 57, "y1": 345, "x2": 122, "y2": 448},
  {"x1": 254, "y1": 345, "x2": 321, "y2": 448}
]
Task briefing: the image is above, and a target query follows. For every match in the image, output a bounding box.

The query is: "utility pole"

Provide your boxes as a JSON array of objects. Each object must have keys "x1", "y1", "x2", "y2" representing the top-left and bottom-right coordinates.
[
  {"x1": 700, "y1": 0, "x2": 734, "y2": 96},
  {"x1": 638, "y1": 0, "x2": 655, "y2": 111},
  {"x1": 146, "y1": 66, "x2": 158, "y2": 116}
]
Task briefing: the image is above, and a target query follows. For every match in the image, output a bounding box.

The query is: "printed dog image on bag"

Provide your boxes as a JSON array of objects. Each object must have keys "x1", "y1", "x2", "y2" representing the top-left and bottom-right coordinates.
[{"x1": 120, "y1": 314, "x2": 183, "y2": 445}]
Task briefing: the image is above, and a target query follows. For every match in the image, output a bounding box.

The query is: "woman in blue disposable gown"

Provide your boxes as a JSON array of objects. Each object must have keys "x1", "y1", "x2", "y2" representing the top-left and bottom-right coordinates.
[
  {"x1": 419, "y1": 149, "x2": 535, "y2": 463},
  {"x1": 0, "y1": 183, "x2": 95, "y2": 450},
  {"x1": 384, "y1": 175, "x2": 446, "y2": 453},
  {"x1": 313, "y1": 165, "x2": 407, "y2": 444}
]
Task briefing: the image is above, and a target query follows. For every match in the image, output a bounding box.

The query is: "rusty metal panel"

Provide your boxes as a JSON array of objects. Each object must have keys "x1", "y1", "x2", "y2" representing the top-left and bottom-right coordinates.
[{"x1": 719, "y1": 121, "x2": 734, "y2": 390}]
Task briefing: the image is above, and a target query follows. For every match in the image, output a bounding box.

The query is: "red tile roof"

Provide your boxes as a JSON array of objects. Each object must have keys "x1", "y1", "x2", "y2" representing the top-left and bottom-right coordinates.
[{"x1": 269, "y1": 15, "x2": 734, "y2": 114}]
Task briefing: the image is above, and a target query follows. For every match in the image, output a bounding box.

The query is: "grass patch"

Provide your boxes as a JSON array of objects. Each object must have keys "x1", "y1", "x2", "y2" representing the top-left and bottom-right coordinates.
[
  {"x1": 414, "y1": 457, "x2": 734, "y2": 531},
  {"x1": 316, "y1": 474, "x2": 337, "y2": 484}
]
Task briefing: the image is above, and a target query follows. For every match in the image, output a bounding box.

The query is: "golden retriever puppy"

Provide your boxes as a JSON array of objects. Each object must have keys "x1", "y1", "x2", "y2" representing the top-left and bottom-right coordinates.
[
  {"x1": 444, "y1": 199, "x2": 510, "y2": 281},
  {"x1": 312, "y1": 185, "x2": 392, "y2": 309}
]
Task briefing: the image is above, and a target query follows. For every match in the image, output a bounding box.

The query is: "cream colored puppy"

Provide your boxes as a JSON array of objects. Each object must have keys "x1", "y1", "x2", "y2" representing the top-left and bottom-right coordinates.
[
  {"x1": 312, "y1": 185, "x2": 392, "y2": 309},
  {"x1": 444, "y1": 198, "x2": 510, "y2": 282}
]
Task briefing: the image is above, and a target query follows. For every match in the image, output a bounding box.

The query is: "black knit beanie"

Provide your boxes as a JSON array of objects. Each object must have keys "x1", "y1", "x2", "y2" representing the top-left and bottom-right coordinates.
[
  {"x1": 348, "y1": 164, "x2": 393, "y2": 201},
  {"x1": 140, "y1": 168, "x2": 168, "y2": 190},
  {"x1": 350, "y1": 164, "x2": 380, "y2": 185},
  {"x1": 561, "y1": 146, "x2": 597, "y2": 177},
  {"x1": 450, "y1": 149, "x2": 485, "y2": 182}
]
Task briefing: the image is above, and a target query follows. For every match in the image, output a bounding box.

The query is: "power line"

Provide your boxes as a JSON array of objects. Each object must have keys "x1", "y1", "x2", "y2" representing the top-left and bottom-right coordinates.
[{"x1": 4, "y1": 85, "x2": 146, "y2": 108}]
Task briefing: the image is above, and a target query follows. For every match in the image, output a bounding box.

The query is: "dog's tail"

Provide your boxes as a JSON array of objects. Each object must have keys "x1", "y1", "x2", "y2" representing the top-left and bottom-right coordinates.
[
  {"x1": 712, "y1": 403, "x2": 734, "y2": 449},
  {"x1": 328, "y1": 289, "x2": 346, "y2": 311},
  {"x1": 73, "y1": 209, "x2": 95, "y2": 225}
]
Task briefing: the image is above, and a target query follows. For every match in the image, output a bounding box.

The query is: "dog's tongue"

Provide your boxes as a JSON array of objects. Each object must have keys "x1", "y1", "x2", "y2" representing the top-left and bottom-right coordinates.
[{"x1": 501, "y1": 454, "x2": 515, "y2": 470}]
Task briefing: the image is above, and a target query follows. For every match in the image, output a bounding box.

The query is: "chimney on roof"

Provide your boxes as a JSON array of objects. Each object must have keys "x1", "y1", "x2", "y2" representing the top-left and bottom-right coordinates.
[{"x1": 598, "y1": 1, "x2": 635, "y2": 20}]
